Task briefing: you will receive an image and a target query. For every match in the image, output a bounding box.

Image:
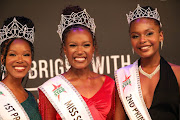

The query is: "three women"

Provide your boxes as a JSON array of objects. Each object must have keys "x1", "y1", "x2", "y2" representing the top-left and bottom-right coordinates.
[{"x1": 1, "y1": 4, "x2": 179, "y2": 120}]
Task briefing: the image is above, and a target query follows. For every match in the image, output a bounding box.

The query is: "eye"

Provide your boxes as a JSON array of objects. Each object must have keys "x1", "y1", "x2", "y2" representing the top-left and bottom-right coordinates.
[
  {"x1": 146, "y1": 32, "x2": 153, "y2": 36},
  {"x1": 84, "y1": 44, "x2": 91, "y2": 47},
  {"x1": 8, "y1": 53, "x2": 16, "y2": 56},
  {"x1": 69, "y1": 44, "x2": 76, "y2": 47},
  {"x1": 24, "y1": 53, "x2": 31, "y2": 56},
  {"x1": 131, "y1": 35, "x2": 139, "y2": 39}
]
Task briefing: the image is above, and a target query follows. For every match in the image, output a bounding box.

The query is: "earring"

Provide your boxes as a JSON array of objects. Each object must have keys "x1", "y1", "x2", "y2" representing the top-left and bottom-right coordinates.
[
  {"x1": 64, "y1": 55, "x2": 70, "y2": 65},
  {"x1": 28, "y1": 69, "x2": 33, "y2": 76},
  {"x1": 1, "y1": 65, "x2": 6, "y2": 80},
  {"x1": 161, "y1": 41, "x2": 163, "y2": 50},
  {"x1": 91, "y1": 54, "x2": 94, "y2": 64},
  {"x1": 132, "y1": 48, "x2": 134, "y2": 54},
  {"x1": 1, "y1": 64, "x2": 6, "y2": 72},
  {"x1": 64, "y1": 55, "x2": 71, "y2": 71}
]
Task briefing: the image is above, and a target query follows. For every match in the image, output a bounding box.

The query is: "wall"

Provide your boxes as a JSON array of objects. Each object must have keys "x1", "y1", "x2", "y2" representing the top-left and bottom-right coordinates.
[{"x1": 0, "y1": 0, "x2": 179, "y2": 96}]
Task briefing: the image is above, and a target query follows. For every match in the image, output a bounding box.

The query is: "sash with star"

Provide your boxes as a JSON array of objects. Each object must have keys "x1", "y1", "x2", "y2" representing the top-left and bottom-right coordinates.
[
  {"x1": 115, "y1": 60, "x2": 152, "y2": 120},
  {"x1": 52, "y1": 84, "x2": 66, "y2": 101},
  {"x1": 0, "y1": 82, "x2": 30, "y2": 120},
  {"x1": 39, "y1": 75, "x2": 93, "y2": 120}
]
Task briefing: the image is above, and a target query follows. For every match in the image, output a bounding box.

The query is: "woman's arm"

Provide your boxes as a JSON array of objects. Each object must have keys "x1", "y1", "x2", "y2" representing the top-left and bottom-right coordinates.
[{"x1": 114, "y1": 87, "x2": 126, "y2": 120}]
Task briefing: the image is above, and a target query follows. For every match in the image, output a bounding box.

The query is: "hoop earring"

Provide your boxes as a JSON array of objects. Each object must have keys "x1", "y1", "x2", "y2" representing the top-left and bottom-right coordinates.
[{"x1": 161, "y1": 41, "x2": 163, "y2": 50}]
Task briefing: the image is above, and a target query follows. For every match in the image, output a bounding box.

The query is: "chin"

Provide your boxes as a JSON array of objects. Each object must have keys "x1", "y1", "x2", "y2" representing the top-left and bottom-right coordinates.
[
  {"x1": 13, "y1": 74, "x2": 27, "y2": 79},
  {"x1": 137, "y1": 51, "x2": 153, "y2": 58},
  {"x1": 140, "y1": 54, "x2": 153, "y2": 59},
  {"x1": 14, "y1": 76, "x2": 26, "y2": 79},
  {"x1": 72, "y1": 65, "x2": 89, "y2": 70},
  {"x1": 72, "y1": 62, "x2": 90, "y2": 69}
]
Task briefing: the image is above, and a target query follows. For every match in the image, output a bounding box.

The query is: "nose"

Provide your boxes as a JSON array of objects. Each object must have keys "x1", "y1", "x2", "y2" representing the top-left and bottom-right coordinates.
[
  {"x1": 17, "y1": 55, "x2": 23, "y2": 63},
  {"x1": 76, "y1": 46, "x2": 84, "y2": 55},
  {"x1": 139, "y1": 35, "x2": 147, "y2": 44}
]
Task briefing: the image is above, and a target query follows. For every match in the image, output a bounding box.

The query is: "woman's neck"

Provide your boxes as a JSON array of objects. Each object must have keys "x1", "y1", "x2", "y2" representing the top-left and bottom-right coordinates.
[
  {"x1": 1, "y1": 76, "x2": 23, "y2": 90},
  {"x1": 140, "y1": 54, "x2": 161, "y2": 68},
  {"x1": 64, "y1": 67, "x2": 95, "y2": 80}
]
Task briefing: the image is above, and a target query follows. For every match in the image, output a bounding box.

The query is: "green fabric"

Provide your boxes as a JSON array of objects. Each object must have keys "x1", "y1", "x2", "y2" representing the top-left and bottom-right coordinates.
[{"x1": 21, "y1": 91, "x2": 41, "y2": 120}]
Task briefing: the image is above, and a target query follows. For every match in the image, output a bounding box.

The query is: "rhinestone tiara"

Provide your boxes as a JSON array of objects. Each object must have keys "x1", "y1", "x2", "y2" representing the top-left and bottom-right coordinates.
[
  {"x1": 57, "y1": 9, "x2": 96, "y2": 41},
  {"x1": 0, "y1": 17, "x2": 34, "y2": 45},
  {"x1": 126, "y1": 4, "x2": 161, "y2": 26}
]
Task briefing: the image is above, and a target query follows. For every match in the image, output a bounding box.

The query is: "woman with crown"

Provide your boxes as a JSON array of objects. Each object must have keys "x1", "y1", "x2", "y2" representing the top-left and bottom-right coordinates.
[
  {"x1": 0, "y1": 16, "x2": 41, "y2": 119},
  {"x1": 115, "y1": 4, "x2": 180, "y2": 120},
  {"x1": 38, "y1": 6, "x2": 115, "y2": 120}
]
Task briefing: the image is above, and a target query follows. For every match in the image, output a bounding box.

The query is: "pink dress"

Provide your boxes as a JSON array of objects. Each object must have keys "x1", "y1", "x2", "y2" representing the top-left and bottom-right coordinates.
[{"x1": 39, "y1": 75, "x2": 115, "y2": 120}]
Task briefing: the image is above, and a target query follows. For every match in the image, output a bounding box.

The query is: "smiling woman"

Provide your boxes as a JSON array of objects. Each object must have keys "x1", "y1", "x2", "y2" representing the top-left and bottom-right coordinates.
[
  {"x1": 0, "y1": 16, "x2": 41, "y2": 120},
  {"x1": 4, "y1": 39, "x2": 32, "y2": 79},
  {"x1": 115, "y1": 4, "x2": 180, "y2": 120},
  {"x1": 63, "y1": 28, "x2": 95, "y2": 70},
  {"x1": 38, "y1": 5, "x2": 116, "y2": 120}
]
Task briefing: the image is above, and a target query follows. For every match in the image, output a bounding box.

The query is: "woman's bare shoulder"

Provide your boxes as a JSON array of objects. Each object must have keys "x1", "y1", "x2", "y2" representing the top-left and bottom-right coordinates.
[
  {"x1": 168, "y1": 62, "x2": 180, "y2": 86},
  {"x1": 169, "y1": 62, "x2": 180, "y2": 72}
]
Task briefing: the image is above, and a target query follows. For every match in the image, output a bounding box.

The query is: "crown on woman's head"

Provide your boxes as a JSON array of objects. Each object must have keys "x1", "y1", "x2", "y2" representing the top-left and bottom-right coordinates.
[
  {"x1": 126, "y1": 4, "x2": 161, "y2": 26},
  {"x1": 57, "y1": 9, "x2": 96, "y2": 41},
  {"x1": 0, "y1": 17, "x2": 34, "y2": 45}
]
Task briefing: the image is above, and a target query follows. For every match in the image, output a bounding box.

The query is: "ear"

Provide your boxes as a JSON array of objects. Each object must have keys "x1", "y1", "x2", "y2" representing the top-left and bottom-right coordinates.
[
  {"x1": 1, "y1": 55, "x2": 4, "y2": 64},
  {"x1": 93, "y1": 45, "x2": 95, "y2": 53},
  {"x1": 159, "y1": 31, "x2": 164, "y2": 43},
  {"x1": 63, "y1": 45, "x2": 67, "y2": 55}
]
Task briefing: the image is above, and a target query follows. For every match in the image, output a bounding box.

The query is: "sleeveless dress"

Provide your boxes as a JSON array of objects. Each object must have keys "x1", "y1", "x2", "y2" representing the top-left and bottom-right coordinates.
[
  {"x1": 125, "y1": 57, "x2": 179, "y2": 120},
  {"x1": 39, "y1": 75, "x2": 115, "y2": 120},
  {"x1": 147, "y1": 57, "x2": 179, "y2": 120},
  {"x1": 21, "y1": 90, "x2": 42, "y2": 120}
]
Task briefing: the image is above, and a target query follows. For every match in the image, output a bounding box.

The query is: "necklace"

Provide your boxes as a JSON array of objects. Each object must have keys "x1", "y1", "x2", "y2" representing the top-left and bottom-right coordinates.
[{"x1": 138, "y1": 64, "x2": 160, "y2": 79}]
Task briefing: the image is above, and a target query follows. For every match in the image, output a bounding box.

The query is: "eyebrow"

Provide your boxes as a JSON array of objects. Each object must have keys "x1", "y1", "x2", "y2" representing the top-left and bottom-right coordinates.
[
  {"x1": 68, "y1": 41, "x2": 92, "y2": 44},
  {"x1": 131, "y1": 28, "x2": 155, "y2": 34},
  {"x1": 8, "y1": 50, "x2": 31, "y2": 52},
  {"x1": 145, "y1": 28, "x2": 154, "y2": 31}
]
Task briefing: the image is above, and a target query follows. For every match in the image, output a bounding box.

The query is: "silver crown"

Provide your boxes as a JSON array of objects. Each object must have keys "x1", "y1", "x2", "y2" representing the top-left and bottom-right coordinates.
[
  {"x1": 126, "y1": 4, "x2": 162, "y2": 26},
  {"x1": 57, "y1": 9, "x2": 96, "y2": 41},
  {"x1": 0, "y1": 17, "x2": 34, "y2": 45}
]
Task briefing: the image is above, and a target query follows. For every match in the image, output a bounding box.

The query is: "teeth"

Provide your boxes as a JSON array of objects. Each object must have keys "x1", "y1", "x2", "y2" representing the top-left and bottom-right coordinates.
[
  {"x1": 141, "y1": 46, "x2": 150, "y2": 50},
  {"x1": 75, "y1": 58, "x2": 85, "y2": 61},
  {"x1": 15, "y1": 67, "x2": 25, "y2": 70}
]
